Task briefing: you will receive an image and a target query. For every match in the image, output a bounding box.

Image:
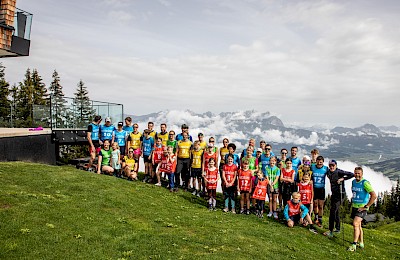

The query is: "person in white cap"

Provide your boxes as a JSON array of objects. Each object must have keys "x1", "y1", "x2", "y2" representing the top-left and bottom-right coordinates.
[{"x1": 99, "y1": 117, "x2": 115, "y2": 144}]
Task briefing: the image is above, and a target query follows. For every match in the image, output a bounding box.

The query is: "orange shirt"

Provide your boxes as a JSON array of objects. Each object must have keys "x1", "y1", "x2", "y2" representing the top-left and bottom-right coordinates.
[
  {"x1": 205, "y1": 168, "x2": 219, "y2": 190},
  {"x1": 252, "y1": 178, "x2": 269, "y2": 200},
  {"x1": 238, "y1": 169, "x2": 253, "y2": 191},
  {"x1": 223, "y1": 164, "x2": 237, "y2": 186}
]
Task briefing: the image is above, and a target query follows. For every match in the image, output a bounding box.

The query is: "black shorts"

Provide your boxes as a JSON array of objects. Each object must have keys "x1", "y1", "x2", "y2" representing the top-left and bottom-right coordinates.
[
  {"x1": 268, "y1": 185, "x2": 279, "y2": 195},
  {"x1": 119, "y1": 146, "x2": 126, "y2": 156},
  {"x1": 289, "y1": 214, "x2": 301, "y2": 223},
  {"x1": 240, "y1": 191, "x2": 250, "y2": 195},
  {"x1": 176, "y1": 158, "x2": 190, "y2": 174},
  {"x1": 143, "y1": 155, "x2": 152, "y2": 163},
  {"x1": 351, "y1": 207, "x2": 367, "y2": 219},
  {"x1": 303, "y1": 203, "x2": 311, "y2": 211},
  {"x1": 191, "y1": 168, "x2": 202, "y2": 178},
  {"x1": 313, "y1": 188, "x2": 325, "y2": 200}
]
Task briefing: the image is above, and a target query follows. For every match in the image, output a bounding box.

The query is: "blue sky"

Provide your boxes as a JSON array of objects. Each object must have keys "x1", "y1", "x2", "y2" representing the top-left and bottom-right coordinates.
[{"x1": 3, "y1": 0, "x2": 400, "y2": 127}]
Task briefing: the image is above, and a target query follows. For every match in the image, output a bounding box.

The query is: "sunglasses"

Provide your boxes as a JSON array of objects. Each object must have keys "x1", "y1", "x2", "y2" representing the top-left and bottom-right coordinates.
[
  {"x1": 266, "y1": 148, "x2": 271, "y2": 150},
  {"x1": 281, "y1": 152, "x2": 287, "y2": 154},
  {"x1": 129, "y1": 151, "x2": 134, "y2": 153},
  {"x1": 209, "y1": 140, "x2": 215, "y2": 142}
]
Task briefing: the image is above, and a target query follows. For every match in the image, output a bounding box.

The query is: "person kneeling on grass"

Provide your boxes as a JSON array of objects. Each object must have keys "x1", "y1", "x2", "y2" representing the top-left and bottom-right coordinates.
[
  {"x1": 347, "y1": 166, "x2": 377, "y2": 252},
  {"x1": 284, "y1": 192, "x2": 317, "y2": 234},
  {"x1": 122, "y1": 148, "x2": 138, "y2": 181}
]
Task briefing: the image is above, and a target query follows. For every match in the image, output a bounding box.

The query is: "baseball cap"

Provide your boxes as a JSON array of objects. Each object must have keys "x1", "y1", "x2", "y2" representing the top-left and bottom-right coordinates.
[
  {"x1": 118, "y1": 122, "x2": 123, "y2": 126},
  {"x1": 257, "y1": 148, "x2": 263, "y2": 153},
  {"x1": 207, "y1": 142, "x2": 214, "y2": 147},
  {"x1": 329, "y1": 159, "x2": 337, "y2": 166},
  {"x1": 105, "y1": 117, "x2": 111, "y2": 122}
]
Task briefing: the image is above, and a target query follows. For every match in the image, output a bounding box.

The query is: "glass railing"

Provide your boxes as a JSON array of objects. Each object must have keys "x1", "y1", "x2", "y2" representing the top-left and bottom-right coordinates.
[{"x1": 13, "y1": 8, "x2": 33, "y2": 40}]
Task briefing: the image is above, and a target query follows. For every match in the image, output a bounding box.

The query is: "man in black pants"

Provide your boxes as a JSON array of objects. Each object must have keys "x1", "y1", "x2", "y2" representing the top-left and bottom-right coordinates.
[{"x1": 324, "y1": 160, "x2": 354, "y2": 237}]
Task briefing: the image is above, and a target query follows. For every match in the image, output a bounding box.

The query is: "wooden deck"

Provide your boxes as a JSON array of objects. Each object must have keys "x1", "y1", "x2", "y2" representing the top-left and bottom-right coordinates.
[{"x1": 0, "y1": 128, "x2": 52, "y2": 138}]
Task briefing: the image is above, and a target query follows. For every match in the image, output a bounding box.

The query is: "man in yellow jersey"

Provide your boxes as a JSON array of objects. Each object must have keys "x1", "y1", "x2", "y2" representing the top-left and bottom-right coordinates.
[
  {"x1": 190, "y1": 140, "x2": 204, "y2": 196},
  {"x1": 197, "y1": 133, "x2": 207, "y2": 150},
  {"x1": 176, "y1": 132, "x2": 192, "y2": 191},
  {"x1": 219, "y1": 138, "x2": 230, "y2": 191},
  {"x1": 146, "y1": 121, "x2": 157, "y2": 140},
  {"x1": 127, "y1": 123, "x2": 142, "y2": 156},
  {"x1": 156, "y1": 123, "x2": 168, "y2": 146}
]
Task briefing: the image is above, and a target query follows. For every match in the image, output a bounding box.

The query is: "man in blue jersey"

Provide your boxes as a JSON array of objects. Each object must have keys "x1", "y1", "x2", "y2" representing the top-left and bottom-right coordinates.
[
  {"x1": 176, "y1": 124, "x2": 193, "y2": 142},
  {"x1": 141, "y1": 129, "x2": 155, "y2": 183},
  {"x1": 114, "y1": 122, "x2": 128, "y2": 156},
  {"x1": 259, "y1": 144, "x2": 273, "y2": 176},
  {"x1": 87, "y1": 115, "x2": 102, "y2": 169},
  {"x1": 310, "y1": 155, "x2": 328, "y2": 227},
  {"x1": 289, "y1": 146, "x2": 302, "y2": 182},
  {"x1": 348, "y1": 167, "x2": 376, "y2": 252},
  {"x1": 240, "y1": 138, "x2": 257, "y2": 159},
  {"x1": 99, "y1": 117, "x2": 115, "y2": 144}
]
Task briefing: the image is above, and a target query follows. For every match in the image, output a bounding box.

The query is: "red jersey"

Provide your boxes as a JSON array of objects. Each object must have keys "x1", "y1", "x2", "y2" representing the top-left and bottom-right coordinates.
[
  {"x1": 252, "y1": 178, "x2": 269, "y2": 200},
  {"x1": 298, "y1": 181, "x2": 313, "y2": 204},
  {"x1": 238, "y1": 169, "x2": 253, "y2": 191},
  {"x1": 223, "y1": 164, "x2": 237, "y2": 186},
  {"x1": 205, "y1": 168, "x2": 219, "y2": 190},
  {"x1": 159, "y1": 154, "x2": 176, "y2": 173},
  {"x1": 287, "y1": 200, "x2": 301, "y2": 217},
  {"x1": 282, "y1": 168, "x2": 295, "y2": 182},
  {"x1": 153, "y1": 145, "x2": 164, "y2": 164},
  {"x1": 203, "y1": 152, "x2": 218, "y2": 172}
]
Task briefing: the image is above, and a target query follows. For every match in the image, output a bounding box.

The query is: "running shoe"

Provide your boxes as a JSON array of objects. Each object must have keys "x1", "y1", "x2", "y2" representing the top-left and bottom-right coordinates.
[
  {"x1": 358, "y1": 243, "x2": 365, "y2": 250},
  {"x1": 196, "y1": 193, "x2": 201, "y2": 198},
  {"x1": 155, "y1": 182, "x2": 161, "y2": 186},
  {"x1": 246, "y1": 209, "x2": 250, "y2": 215},
  {"x1": 223, "y1": 207, "x2": 229, "y2": 213},
  {"x1": 267, "y1": 212, "x2": 273, "y2": 218},
  {"x1": 333, "y1": 228, "x2": 340, "y2": 233},
  {"x1": 240, "y1": 209, "x2": 245, "y2": 214},
  {"x1": 273, "y1": 212, "x2": 279, "y2": 219},
  {"x1": 231, "y1": 209, "x2": 236, "y2": 214},
  {"x1": 309, "y1": 228, "x2": 318, "y2": 234},
  {"x1": 347, "y1": 244, "x2": 357, "y2": 252},
  {"x1": 192, "y1": 190, "x2": 197, "y2": 196},
  {"x1": 323, "y1": 231, "x2": 333, "y2": 238}
]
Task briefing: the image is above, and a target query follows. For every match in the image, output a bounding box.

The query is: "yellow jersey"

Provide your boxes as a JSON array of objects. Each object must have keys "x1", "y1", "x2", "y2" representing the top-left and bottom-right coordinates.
[
  {"x1": 129, "y1": 132, "x2": 142, "y2": 149},
  {"x1": 177, "y1": 140, "x2": 192, "y2": 159},
  {"x1": 219, "y1": 147, "x2": 229, "y2": 164},
  {"x1": 123, "y1": 156, "x2": 136, "y2": 170},
  {"x1": 191, "y1": 149, "x2": 204, "y2": 168},
  {"x1": 148, "y1": 130, "x2": 156, "y2": 140},
  {"x1": 157, "y1": 132, "x2": 169, "y2": 146},
  {"x1": 199, "y1": 141, "x2": 207, "y2": 150}
]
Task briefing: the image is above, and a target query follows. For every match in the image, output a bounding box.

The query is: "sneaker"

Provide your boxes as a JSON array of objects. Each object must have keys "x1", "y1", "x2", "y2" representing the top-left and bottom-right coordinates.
[
  {"x1": 259, "y1": 213, "x2": 264, "y2": 219},
  {"x1": 333, "y1": 229, "x2": 340, "y2": 233},
  {"x1": 358, "y1": 243, "x2": 364, "y2": 250},
  {"x1": 309, "y1": 228, "x2": 318, "y2": 234},
  {"x1": 196, "y1": 193, "x2": 201, "y2": 198},
  {"x1": 273, "y1": 212, "x2": 279, "y2": 219},
  {"x1": 323, "y1": 231, "x2": 333, "y2": 238},
  {"x1": 142, "y1": 176, "x2": 148, "y2": 183},
  {"x1": 170, "y1": 188, "x2": 174, "y2": 192},
  {"x1": 213, "y1": 207, "x2": 217, "y2": 211},
  {"x1": 267, "y1": 212, "x2": 273, "y2": 218},
  {"x1": 316, "y1": 220, "x2": 322, "y2": 228},
  {"x1": 223, "y1": 207, "x2": 229, "y2": 213},
  {"x1": 246, "y1": 209, "x2": 250, "y2": 215},
  {"x1": 255, "y1": 210, "x2": 260, "y2": 217},
  {"x1": 209, "y1": 205, "x2": 213, "y2": 211},
  {"x1": 155, "y1": 182, "x2": 161, "y2": 186},
  {"x1": 347, "y1": 244, "x2": 357, "y2": 252},
  {"x1": 231, "y1": 209, "x2": 236, "y2": 214},
  {"x1": 240, "y1": 209, "x2": 245, "y2": 214},
  {"x1": 192, "y1": 190, "x2": 197, "y2": 196},
  {"x1": 173, "y1": 188, "x2": 179, "y2": 192}
]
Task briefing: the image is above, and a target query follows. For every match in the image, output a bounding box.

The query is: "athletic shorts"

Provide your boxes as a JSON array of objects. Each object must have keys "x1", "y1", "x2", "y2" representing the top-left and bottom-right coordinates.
[
  {"x1": 351, "y1": 207, "x2": 367, "y2": 219},
  {"x1": 191, "y1": 168, "x2": 202, "y2": 178},
  {"x1": 289, "y1": 214, "x2": 301, "y2": 223},
  {"x1": 89, "y1": 141, "x2": 100, "y2": 154},
  {"x1": 143, "y1": 155, "x2": 152, "y2": 163},
  {"x1": 240, "y1": 190, "x2": 249, "y2": 195},
  {"x1": 268, "y1": 185, "x2": 279, "y2": 195},
  {"x1": 303, "y1": 203, "x2": 311, "y2": 211},
  {"x1": 119, "y1": 146, "x2": 126, "y2": 156},
  {"x1": 313, "y1": 188, "x2": 325, "y2": 200}
]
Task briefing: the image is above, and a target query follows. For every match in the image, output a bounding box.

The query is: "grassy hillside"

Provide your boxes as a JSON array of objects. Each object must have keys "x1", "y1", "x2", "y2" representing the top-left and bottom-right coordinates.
[{"x1": 0, "y1": 162, "x2": 399, "y2": 260}]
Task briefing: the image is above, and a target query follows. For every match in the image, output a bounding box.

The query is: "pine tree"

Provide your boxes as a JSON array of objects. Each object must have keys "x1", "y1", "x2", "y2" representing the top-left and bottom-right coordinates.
[
  {"x1": 0, "y1": 63, "x2": 11, "y2": 126},
  {"x1": 49, "y1": 70, "x2": 67, "y2": 128},
  {"x1": 73, "y1": 80, "x2": 94, "y2": 128},
  {"x1": 31, "y1": 69, "x2": 49, "y2": 126},
  {"x1": 395, "y1": 178, "x2": 400, "y2": 221}
]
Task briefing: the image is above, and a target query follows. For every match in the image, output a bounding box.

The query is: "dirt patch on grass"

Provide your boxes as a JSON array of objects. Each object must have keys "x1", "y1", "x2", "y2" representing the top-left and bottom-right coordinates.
[{"x1": 1, "y1": 204, "x2": 11, "y2": 209}]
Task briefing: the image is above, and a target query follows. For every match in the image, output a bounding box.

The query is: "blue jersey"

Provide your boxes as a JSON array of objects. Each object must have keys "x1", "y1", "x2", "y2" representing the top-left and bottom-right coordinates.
[
  {"x1": 290, "y1": 157, "x2": 302, "y2": 181},
  {"x1": 114, "y1": 130, "x2": 127, "y2": 147},
  {"x1": 175, "y1": 133, "x2": 193, "y2": 142},
  {"x1": 99, "y1": 125, "x2": 115, "y2": 142},
  {"x1": 122, "y1": 125, "x2": 133, "y2": 135},
  {"x1": 242, "y1": 149, "x2": 257, "y2": 158},
  {"x1": 142, "y1": 137, "x2": 154, "y2": 156},
  {"x1": 311, "y1": 164, "x2": 328, "y2": 189},
  {"x1": 352, "y1": 179, "x2": 370, "y2": 205},
  {"x1": 88, "y1": 123, "x2": 100, "y2": 141},
  {"x1": 260, "y1": 153, "x2": 272, "y2": 175},
  {"x1": 224, "y1": 153, "x2": 241, "y2": 167}
]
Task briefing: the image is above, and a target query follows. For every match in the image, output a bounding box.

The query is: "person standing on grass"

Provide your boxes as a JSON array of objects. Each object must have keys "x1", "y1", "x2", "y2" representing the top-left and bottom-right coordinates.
[
  {"x1": 122, "y1": 117, "x2": 133, "y2": 135},
  {"x1": 310, "y1": 155, "x2": 328, "y2": 227},
  {"x1": 348, "y1": 167, "x2": 377, "y2": 252},
  {"x1": 87, "y1": 115, "x2": 102, "y2": 169},
  {"x1": 97, "y1": 140, "x2": 114, "y2": 175},
  {"x1": 114, "y1": 122, "x2": 128, "y2": 156},
  {"x1": 166, "y1": 130, "x2": 177, "y2": 154},
  {"x1": 159, "y1": 146, "x2": 177, "y2": 192},
  {"x1": 152, "y1": 137, "x2": 164, "y2": 186},
  {"x1": 297, "y1": 173, "x2": 313, "y2": 217},
  {"x1": 310, "y1": 148, "x2": 319, "y2": 165},
  {"x1": 141, "y1": 129, "x2": 154, "y2": 183},
  {"x1": 99, "y1": 117, "x2": 115, "y2": 144},
  {"x1": 265, "y1": 157, "x2": 280, "y2": 219},
  {"x1": 190, "y1": 141, "x2": 204, "y2": 196},
  {"x1": 127, "y1": 123, "x2": 142, "y2": 154},
  {"x1": 219, "y1": 138, "x2": 230, "y2": 191},
  {"x1": 203, "y1": 158, "x2": 219, "y2": 211},
  {"x1": 238, "y1": 160, "x2": 253, "y2": 214},
  {"x1": 289, "y1": 146, "x2": 301, "y2": 182},
  {"x1": 240, "y1": 138, "x2": 256, "y2": 159},
  {"x1": 176, "y1": 132, "x2": 192, "y2": 190},
  {"x1": 252, "y1": 170, "x2": 269, "y2": 219},
  {"x1": 324, "y1": 160, "x2": 354, "y2": 238},
  {"x1": 278, "y1": 148, "x2": 288, "y2": 210},
  {"x1": 280, "y1": 158, "x2": 295, "y2": 207},
  {"x1": 222, "y1": 154, "x2": 238, "y2": 214},
  {"x1": 176, "y1": 124, "x2": 193, "y2": 142},
  {"x1": 146, "y1": 121, "x2": 157, "y2": 140},
  {"x1": 110, "y1": 142, "x2": 122, "y2": 178},
  {"x1": 197, "y1": 133, "x2": 207, "y2": 150}
]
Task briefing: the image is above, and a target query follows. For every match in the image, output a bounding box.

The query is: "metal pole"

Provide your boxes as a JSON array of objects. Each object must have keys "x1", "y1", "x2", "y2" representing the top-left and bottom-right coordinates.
[{"x1": 340, "y1": 182, "x2": 345, "y2": 247}]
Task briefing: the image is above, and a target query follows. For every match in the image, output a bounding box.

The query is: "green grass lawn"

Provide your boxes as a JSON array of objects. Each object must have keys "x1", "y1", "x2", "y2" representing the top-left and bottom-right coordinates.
[{"x1": 0, "y1": 162, "x2": 399, "y2": 260}]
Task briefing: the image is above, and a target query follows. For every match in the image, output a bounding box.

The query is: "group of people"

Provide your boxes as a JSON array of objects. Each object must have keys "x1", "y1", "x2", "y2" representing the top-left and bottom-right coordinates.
[{"x1": 86, "y1": 116, "x2": 377, "y2": 252}]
